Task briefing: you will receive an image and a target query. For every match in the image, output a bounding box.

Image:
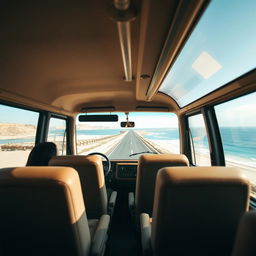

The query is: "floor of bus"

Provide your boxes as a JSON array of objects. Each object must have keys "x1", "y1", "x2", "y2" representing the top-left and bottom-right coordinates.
[{"x1": 105, "y1": 190, "x2": 141, "y2": 256}]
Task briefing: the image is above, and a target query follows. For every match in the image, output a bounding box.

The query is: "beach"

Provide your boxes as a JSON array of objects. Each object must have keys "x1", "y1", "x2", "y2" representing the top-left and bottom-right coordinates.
[{"x1": 0, "y1": 150, "x2": 31, "y2": 167}]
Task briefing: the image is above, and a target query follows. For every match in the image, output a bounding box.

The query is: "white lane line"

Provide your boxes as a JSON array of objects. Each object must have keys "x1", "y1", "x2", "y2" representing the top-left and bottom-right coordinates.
[{"x1": 130, "y1": 139, "x2": 133, "y2": 155}]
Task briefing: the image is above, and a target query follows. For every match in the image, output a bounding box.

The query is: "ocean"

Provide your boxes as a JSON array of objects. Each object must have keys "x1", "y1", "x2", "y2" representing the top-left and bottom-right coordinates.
[
  {"x1": 0, "y1": 137, "x2": 35, "y2": 144},
  {"x1": 220, "y1": 127, "x2": 256, "y2": 161},
  {"x1": 1, "y1": 127, "x2": 255, "y2": 163}
]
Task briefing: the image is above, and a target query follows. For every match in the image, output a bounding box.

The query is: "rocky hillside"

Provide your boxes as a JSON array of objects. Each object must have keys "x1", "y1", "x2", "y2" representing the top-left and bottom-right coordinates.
[{"x1": 0, "y1": 123, "x2": 36, "y2": 137}]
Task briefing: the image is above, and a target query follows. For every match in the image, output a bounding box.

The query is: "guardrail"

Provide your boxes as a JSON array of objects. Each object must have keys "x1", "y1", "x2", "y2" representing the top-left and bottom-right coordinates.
[
  {"x1": 1, "y1": 144, "x2": 34, "y2": 151},
  {"x1": 0, "y1": 133, "x2": 124, "y2": 152},
  {"x1": 77, "y1": 133, "x2": 123, "y2": 146}
]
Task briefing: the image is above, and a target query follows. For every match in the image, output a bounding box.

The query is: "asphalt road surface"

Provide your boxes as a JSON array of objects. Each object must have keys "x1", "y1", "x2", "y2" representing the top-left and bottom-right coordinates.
[{"x1": 108, "y1": 130, "x2": 157, "y2": 159}]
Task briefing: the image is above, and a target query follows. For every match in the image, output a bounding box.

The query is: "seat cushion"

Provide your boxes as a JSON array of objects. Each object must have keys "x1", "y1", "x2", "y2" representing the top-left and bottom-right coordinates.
[{"x1": 232, "y1": 211, "x2": 256, "y2": 256}]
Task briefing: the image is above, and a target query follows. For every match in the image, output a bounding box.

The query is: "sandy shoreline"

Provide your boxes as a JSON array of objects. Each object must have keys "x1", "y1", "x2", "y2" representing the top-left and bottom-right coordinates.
[
  {"x1": 77, "y1": 135, "x2": 107, "y2": 140},
  {"x1": 0, "y1": 135, "x2": 35, "y2": 140}
]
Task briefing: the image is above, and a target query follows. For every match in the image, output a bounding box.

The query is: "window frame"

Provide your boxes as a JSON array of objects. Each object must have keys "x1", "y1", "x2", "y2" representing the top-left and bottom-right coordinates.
[
  {"x1": 184, "y1": 89, "x2": 256, "y2": 208},
  {"x1": 75, "y1": 111, "x2": 181, "y2": 158},
  {"x1": 213, "y1": 91, "x2": 256, "y2": 206},
  {"x1": 47, "y1": 113, "x2": 70, "y2": 155},
  {"x1": 0, "y1": 101, "x2": 41, "y2": 166},
  {"x1": 185, "y1": 110, "x2": 212, "y2": 166},
  {"x1": 202, "y1": 107, "x2": 225, "y2": 166},
  {"x1": 0, "y1": 100, "x2": 71, "y2": 155},
  {"x1": 214, "y1": 92, "x2": 256, "y2": 166},
  {"x1": 0, "y1": 100, "x2": 41, "y2": 144}
]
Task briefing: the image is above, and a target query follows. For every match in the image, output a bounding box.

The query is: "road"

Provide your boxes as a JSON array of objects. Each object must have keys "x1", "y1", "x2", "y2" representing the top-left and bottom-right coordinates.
[{"x1": 108, "y1": 130, "x2": 157, "y2": 159}]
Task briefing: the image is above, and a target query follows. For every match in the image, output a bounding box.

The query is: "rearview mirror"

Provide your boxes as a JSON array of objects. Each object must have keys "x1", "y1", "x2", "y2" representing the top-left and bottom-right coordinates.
[
  {"x1": 120, "y1": 121, "x2": 135, "y2": 128},
  {"x1": 79, "y1": 114, "x2": 118, "y2": 122}
]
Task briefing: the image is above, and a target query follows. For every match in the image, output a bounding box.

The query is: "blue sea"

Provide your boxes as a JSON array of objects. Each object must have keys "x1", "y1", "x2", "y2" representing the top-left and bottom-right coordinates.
[
  {"x1": 219, "y1": 127, "x2": 256, "y2": 161},
  {"x1": 1, "y1": 127, "x2": 255, "y2": 163},
  {"x1": 0, "y1": 137, "x2": 36, "y2": 144},
  {"x1": 187, "y1": 127, "x2": 256, "y2": 162}
]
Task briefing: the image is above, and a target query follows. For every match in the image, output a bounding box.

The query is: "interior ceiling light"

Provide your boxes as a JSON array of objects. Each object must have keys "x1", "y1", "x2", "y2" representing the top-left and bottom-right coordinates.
[
  {"x1": 112, "y1": 0, "x2": 136, "y2": 82},
  {"x1": 192, "y1": 51, "x2": 222, "y2": 79}
]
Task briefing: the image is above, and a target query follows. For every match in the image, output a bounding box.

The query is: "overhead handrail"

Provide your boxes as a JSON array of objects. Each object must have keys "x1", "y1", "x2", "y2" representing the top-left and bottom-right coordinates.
[{"x1": 112, "y1": 0, "x2": 137, "y2": 82}]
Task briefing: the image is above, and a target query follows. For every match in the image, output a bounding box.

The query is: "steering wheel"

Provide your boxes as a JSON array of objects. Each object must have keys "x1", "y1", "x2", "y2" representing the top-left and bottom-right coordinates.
[{"x1": 87, "y1": 152, "x2": 111, "y2": 176}]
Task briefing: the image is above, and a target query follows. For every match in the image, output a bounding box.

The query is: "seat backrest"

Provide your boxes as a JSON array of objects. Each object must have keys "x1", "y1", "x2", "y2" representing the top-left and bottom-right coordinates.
[
  {"x1": 0, "y1": 167, "x2": 91, "y2": 256},
  {"x1": 49, "y1": 155, "x2": 107, "y2": 219},
  {"x1": 232, "y1": 211, "x2": 256, "y2": 256},
  {"x1": 26, "y1": 142, "x2": 57, "y2": 166},
  {"x1": 135, "y1": 154, "x2": 189, "y2": 217},
  {"x1": 151, "y1": 167, "x2": 250, "y2": 256}
]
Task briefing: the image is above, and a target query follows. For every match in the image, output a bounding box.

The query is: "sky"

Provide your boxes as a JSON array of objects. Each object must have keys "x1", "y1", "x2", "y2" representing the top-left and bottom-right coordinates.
[
  {"x1": 0, "y1": 105, "x2": 39, "y2": 125},
  {"x1": 215, "y1": 92, "x2": 256, "y2": 127}
]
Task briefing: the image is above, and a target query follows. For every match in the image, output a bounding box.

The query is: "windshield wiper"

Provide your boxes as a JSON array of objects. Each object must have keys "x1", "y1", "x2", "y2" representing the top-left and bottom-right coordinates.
[{"x1": 129, "y1": 151, "x2": 157, "y2": 157}]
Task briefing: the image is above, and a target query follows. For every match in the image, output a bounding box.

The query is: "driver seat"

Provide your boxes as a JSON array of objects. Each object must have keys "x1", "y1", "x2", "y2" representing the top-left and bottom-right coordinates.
[{"x1": 49, "y1": 155, "x2": 117, "y2": 219}]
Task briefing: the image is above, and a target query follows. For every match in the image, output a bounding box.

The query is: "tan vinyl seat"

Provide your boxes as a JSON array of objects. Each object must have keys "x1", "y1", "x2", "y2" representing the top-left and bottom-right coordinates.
[
  {"x1": 0, "y1": 167, "x2": 110, "y2": 256},
  {"x1": 232, "y1": 211, "x2": 256, "y2": 256},
  {"x1": 49, "y1": 155, "x2": 116, "y2": 219},
  {"x1": 129, "y1": 154, "x2": 189, "y2": 221},
  {"x1": 140, "y1": 167, "x2": 250, "y2": 256}
]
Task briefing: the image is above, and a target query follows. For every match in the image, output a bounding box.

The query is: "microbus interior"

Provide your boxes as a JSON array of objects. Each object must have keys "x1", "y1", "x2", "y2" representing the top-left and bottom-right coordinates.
[{"x1": 0, "y1": 0, "x2": 255, "y2": 255}]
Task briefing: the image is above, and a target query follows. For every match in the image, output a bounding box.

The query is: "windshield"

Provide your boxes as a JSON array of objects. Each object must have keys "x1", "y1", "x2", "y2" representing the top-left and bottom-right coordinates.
[{"x1": 76, "y1": 112, "x2": 179, "y2": 160}]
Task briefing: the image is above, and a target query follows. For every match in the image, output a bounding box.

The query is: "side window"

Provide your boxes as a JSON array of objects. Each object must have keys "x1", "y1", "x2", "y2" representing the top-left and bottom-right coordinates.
[
  {"x1": 0, "y1": 104, "x2": 39, "y2": 167},
  {"x1": 47, "y1": 117, "x2": 67, "y2": 155},
  {"x1": 188, "y1": 113, "x2": 211, "y2": 166},
  {"x1": 215, "y1": 92, "x2": 256, "y2": 196}
]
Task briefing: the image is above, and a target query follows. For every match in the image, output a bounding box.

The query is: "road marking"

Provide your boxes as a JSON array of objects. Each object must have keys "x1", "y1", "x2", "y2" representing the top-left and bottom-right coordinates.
[
  {"x1": 108, "y1": 130, "x2": 157, "y2": 158},
  {"x1": 130, "y1": 137, "x2": 133, "y2": 155},
  {"x1": 107, "y1": 132, "x2": 128, "y2": 157}
]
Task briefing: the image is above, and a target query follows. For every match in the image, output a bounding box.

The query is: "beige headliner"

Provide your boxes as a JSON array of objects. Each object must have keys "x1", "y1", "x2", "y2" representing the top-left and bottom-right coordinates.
[
  {"x1": 1, "y1": 0, "x2": 254, "y2": 117},
  {"x1": 0, "y1": 0, "x2": 195, "y2": 116}
]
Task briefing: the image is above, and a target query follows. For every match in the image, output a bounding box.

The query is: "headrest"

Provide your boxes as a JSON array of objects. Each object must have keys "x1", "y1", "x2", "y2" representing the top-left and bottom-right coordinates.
[
  {"x1": 139, "y1": 154, "x2": 189, "y2": 166},
  {"x1": 157, "y1": 166, "x2": 249, "y2": 186},
  {"x1": 49, "y1": 155, "x2": 105, "y2": 189},
  {"x1": 49, "y1": 155, "x2": 102, "y2": 167},
  {"x1": 26, "y1": 142, "x2": 57, "y2": 166}
]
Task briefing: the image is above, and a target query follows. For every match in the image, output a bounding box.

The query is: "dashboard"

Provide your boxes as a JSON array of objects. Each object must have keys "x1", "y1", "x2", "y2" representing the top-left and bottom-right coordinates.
[
  {"x1": 104, "y1": 160, "x2": 138, "y2": 190},
  {"x1": 115, "y1": 163, "x2": 137, "y2": 179}
]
